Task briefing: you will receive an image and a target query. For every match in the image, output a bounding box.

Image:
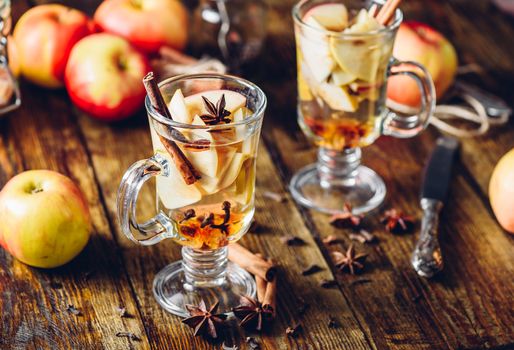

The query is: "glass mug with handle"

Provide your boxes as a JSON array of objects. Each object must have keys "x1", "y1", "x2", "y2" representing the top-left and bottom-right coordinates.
[
  {"x1": 290, "y1": 0, "x2": 435, "y2": 214},
  {"x1": 117, "y1": 74, "x2": 266, "y2": 317}
]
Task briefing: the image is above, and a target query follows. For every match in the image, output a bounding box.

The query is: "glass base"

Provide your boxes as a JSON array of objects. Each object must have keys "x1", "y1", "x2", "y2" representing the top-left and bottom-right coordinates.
[
  {"x1": 153, "y1": 260, "x2": 257, "y2": 318},
  {"x1": 289, "y1": 163, "x2": 386, "y2": 215}
]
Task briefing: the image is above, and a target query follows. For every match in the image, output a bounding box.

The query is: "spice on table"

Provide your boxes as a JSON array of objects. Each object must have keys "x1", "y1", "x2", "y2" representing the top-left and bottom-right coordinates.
[
  {"x1": 66, "y1": 304, "x2": 82, "y2": 316},
  {"x1": 327, "y1": 315, "x2": 341, "y2": 329},
  {"x1": 232, "y1": 296, "x2": 273, "y2": 331},
  {"x1": 322, "y1": 235, "x2": 341, "y2": 245},
  {"x1": 116, "y1": 306, "x2": 131, "y2": 318},
  {"x1": 301, "y1": 264, "x2": 323, "y2": 276},
  {"x1": 349, "y1": 229, "x2": 376, "y2": 243},
  {"x1": 249, "y1": 220, "x2": 263, "y2": 233},
  {"x1": 329, "y1": 203, "x2": 363, "y2": 229},
  {"x1": 280, "y1": 235, "x2": 305, "y2": 246},
  {"x1": 331, "y1": 245, "x2": 367, "y2": 275},
  {"x1": 381, "y1": 209, "x2": 415, "y2": 234},
  {"x1": 182, "y1": 300, "x2": 227, "y2": 338},
  {"x1": 245, "y1": 337, "x2": 261, "y2": 349},
  {"x1": 285, "y1": 323, "x2": 302, "y2": 337},
  {"x1": 319, "y1": 279, "x2": 338, "y2": 289},
  {"x1": 115, "y1": 332, "x2": 141, "y2": 341},
  {"x1": 228, "y1": 243, "x2": 277, "y2": 281}
]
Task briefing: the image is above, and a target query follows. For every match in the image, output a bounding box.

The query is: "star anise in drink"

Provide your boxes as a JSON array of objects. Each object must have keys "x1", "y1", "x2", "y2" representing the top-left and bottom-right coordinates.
[
  {"x1": 331, "y1": 245, "x2": 367, "y2": 275},
  {"x1": 232, "y1": 296, "x2": 273, "y2": 331},
  {"x1": 200, "y1": 94, "x2": 232, "y2": 125},
  {"x1": 381, "y1": 209, "x2": 415, "y2": 234},
  {"x1": 329, "y1": 203, "x2": 362, "y2": 229},
  {"x1": 182, "y1": 300, "x2": 227, "y2": 338}
]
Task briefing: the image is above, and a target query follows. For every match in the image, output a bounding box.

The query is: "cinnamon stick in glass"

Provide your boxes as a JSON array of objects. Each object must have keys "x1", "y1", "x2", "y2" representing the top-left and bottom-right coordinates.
[
  {"x1": 143, "y1": 72, "x2": 201, "y2": 185},
  {"x1": 228, "y1": 243, "x2": 277, "y2": 282}
]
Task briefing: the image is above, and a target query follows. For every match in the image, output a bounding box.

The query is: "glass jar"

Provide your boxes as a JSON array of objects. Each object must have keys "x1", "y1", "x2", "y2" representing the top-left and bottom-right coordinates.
[{"x1": 190, "y1": 0, "x2": 267, "y2": 72}]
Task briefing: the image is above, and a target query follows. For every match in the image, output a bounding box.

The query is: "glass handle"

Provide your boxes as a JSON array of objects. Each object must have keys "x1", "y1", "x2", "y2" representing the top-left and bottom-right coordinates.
[
  {"x1": 116, "y1": 153, "x2": 175, "y2": 246},
  {"x1": 382, "y1": 58, "x2": 436, "y2": 138}
]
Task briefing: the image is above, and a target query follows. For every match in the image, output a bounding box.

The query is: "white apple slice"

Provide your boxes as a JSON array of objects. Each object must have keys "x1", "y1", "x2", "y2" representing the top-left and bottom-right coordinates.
[
  {"x1": 182, "y1": 115, "x2": 219, "y2": 178},
  {"x1": 232, "y1": 107, "x2": 255, "y2": 156},
  {"x1": 329, "y1": 37, "x2": 382, "y2": 82},
  {"x1": 304, "y1": 3, "x2": 349, "y2": 31},
  {"x1": 299, "y1": 16, "x2": 335, "y2": 82},
  {"x1": 156, "y1": 162, "x2": 203, "y2": 209},
  {"x1": 317, "y1": 82, "x2": 358, "y2": 112},
  {"x1": 167, "y1": 89, "x2": 192, "y2": 124},
  {"x1": 330, "y1": 66, "x2": 357, "y2": 86},
  {"x1": 185, "y1": 90, "x2": 247, "y2": 117},
  {"x1": 217, "y1": 153, "x2": 247, "y2": 191}
]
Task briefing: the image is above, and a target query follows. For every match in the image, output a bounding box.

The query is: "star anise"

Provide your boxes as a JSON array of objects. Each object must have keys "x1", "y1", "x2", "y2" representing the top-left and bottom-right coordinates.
[
  {"x1": 381, "y1": 209, "x2": 415, "y2": 234},
  {"x1": 331, "y1": 245, "x2": 368, "y2": 275},
  {"x1": 232, "y1": 296, "x2": 273, "y2": 331},
  {"x1": 182, "y1": 300, "x2": 227, "y2": 338},
  {"x1": 329, "y1": 204, "x2": 362, "y2": 229},
  {"x1": 200, "y1": 94, "x2": 231, "y2": 125}
]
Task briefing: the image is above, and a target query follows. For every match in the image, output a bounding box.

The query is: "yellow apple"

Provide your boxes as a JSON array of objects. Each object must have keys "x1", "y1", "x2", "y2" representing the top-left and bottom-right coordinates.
[
  {"x1": 0, "y1": 170, "x2": 91, "y2": 268},
  {"x1": 489, "y1": 148, "x2": 514, "y2": 234}
]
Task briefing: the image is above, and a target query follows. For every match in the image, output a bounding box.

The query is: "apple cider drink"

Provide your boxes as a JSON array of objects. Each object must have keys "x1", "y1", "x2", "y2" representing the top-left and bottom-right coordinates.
[
  {"x1": 295, "y1": 2, "x2": 395, "y2": 150},
  {"x1": 149, "y1": 88, "x2": 259, "y2": 250}
]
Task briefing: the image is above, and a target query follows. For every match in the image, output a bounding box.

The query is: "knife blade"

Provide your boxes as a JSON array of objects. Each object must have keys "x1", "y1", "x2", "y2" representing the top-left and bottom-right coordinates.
[{"x1": 412, "y1": 137, "x2": 459, "y2": 278}]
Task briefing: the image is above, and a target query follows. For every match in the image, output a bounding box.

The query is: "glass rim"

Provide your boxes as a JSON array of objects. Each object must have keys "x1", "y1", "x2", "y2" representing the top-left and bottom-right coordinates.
[
  {"x1": 292, "y1": 0, "x2": 403, "y2": 38},
  {"x1": 145, "y1": 73, "x2": 267, "y2": 130}
]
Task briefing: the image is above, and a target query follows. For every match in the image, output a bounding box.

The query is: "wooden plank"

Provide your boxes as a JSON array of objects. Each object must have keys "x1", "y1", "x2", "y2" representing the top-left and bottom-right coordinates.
[
  {"x1": 77, "y1": 108, "x2": 377, "y2": 349},
  {"x1": 0, "y1": 82, "x2": 150, "y2": 349}
]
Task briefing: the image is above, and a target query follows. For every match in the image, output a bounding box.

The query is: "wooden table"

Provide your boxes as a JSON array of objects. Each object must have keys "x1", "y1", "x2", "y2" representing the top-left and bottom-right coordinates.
[{"x1": 2, "y1": 1, "x2": 513, "y2": 349}]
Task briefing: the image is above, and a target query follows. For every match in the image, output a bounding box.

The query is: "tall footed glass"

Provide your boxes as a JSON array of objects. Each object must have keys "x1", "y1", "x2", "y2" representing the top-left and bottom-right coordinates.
[
  {"x1": 290, "y1": 0, "x2": 436, "y2": 214},
  {"x1": 117, "y1": 74, "x2": 266, "y2": 317}
]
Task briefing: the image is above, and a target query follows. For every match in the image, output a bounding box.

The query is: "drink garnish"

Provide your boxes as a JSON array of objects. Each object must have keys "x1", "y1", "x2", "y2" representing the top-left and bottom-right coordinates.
[{"x1": 200, "y1": 94, "x2": 232, "y2": 125}]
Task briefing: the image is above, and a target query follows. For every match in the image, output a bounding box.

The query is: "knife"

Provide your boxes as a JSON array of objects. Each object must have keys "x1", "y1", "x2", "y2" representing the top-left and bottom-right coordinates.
[{"x1": 411, "y1": 137, "x2": 459, "y2": 278}]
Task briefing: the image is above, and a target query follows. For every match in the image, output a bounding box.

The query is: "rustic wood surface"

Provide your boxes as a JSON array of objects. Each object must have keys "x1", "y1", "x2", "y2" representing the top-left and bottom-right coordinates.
[{"x1": 1, "y1": 0, "x2": 513, "y2": 349}]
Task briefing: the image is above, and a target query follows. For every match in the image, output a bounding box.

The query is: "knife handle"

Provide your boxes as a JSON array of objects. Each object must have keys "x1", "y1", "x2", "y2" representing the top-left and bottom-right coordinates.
[{"x1": 412, "y1": 198, "x2": 444, "y2": 278}]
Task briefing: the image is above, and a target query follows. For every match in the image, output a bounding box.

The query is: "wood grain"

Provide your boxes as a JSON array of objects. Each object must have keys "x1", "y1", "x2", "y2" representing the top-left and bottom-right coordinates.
[{"x1": 0, "y1": 0, "x2": 513, "y2": 349}]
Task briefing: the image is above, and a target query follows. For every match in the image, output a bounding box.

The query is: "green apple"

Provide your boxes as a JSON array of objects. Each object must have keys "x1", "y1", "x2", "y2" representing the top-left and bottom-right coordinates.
[{"x1": 0, "y1": 170, "x2": 91, "y2": 268}]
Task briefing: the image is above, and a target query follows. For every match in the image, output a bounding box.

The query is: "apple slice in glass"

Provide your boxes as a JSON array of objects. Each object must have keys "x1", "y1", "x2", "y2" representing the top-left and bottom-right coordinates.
[
  {"x1": 317, "y1": 82, "x2": 358, "y2": 112},
  {"x1": 167, "y1": 89, "x2": 192, "y2": 124},
  {"x1": 304, "y1": 3, "x2": 349, "y2": 32}
]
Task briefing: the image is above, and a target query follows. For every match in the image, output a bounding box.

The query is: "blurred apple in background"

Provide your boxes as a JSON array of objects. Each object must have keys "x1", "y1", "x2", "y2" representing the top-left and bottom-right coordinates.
[
  {"x1": 13, "y1": 4, "x2": 91, "y2": 88},
  {"x1": 94, "y1": 0, "x2": 189, "y2": 54},
  {"x1": 65, "y1": 33, "x2": 150, "y2": 121},
  {"x1": 489, "y1": 148, "x2": 514, "y2": 234},
  {"x1": 7, "y1": 36, "x2": 20, "y2": 78},
  {"x1": 0, "y1": 170, "x2": 91, "y2": 268},
  {"x1": 387, "y1": 21, "x2": 458, "y2": 107}
]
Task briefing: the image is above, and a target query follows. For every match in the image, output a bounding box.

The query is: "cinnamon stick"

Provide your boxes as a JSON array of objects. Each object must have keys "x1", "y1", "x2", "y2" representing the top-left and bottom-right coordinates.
[
  {"x1": 262, "y1": 263, "x2": 277, "y2": 318},
  {"x1": 143, "y1": 72, "x2": 201, "y2": 184},
  {"x1": 375, "y1": 0, "x2": 402, "y2": 25},
  {"x1": 228, "y1": 243, "x2": 276, "y2": 282},
  {"x1": 255, "y1": 254, "x2": 269, "y2": 302}
]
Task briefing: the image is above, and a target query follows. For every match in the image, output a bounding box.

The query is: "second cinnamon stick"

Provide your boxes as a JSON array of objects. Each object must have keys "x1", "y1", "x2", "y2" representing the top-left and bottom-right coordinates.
[
  {"x1": 228, "y1": 243, "x2": 277, "y2": 282},
  {"x1": 143, "y1": 72, "x2": 201, "y2": 184}
]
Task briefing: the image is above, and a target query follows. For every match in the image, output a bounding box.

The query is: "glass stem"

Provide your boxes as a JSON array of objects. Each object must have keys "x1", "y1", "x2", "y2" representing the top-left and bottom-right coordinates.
[
  {"x1": 317, "y1": 147, "x2": 362, "y2": 188},
  {"x1": 182, "y1": 246, "x2": 228, "y2": 288}
]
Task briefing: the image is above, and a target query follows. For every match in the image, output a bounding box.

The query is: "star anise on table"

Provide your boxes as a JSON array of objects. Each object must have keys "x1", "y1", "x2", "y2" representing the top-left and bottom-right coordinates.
[
  {"x1": 200, "y1": 94, "x2": 232, "y2": 125},
  {"x1": 329, "y1": 203, "x2": 363, "y2": 229},
  {"x1": 182, "y1": 300, "x2": 227, "y2": 338},
  {"x1": 232, "y1": 296, "x2": 273, "y2": 331},
  {"x1": 381, "y1": 209, "x2": 415, "y2": 234},
  {"x1": 331, "y1": 245, "x2": 368, "y2": 275}
]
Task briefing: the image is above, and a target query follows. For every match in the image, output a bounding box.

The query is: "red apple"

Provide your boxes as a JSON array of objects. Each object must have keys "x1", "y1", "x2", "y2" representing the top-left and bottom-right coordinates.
[
  {"x1": 0, "y1": 170, "x2": 91, "y2": 268},
  {"x1": 94, "y1": 0, "x2": 189, "y2": 54},
  {"x1": 13, "y1": 4, "x2": 91, "y2": 88},
  {"x1": 64, "y1": 33, "x2": 150, "y2": 121},
  {"x1": 489, "y1": 148, "x2": 514, "y2": 234},
  {"x1": 387, "y1": 21, "x2": 458, "y2": 107}
]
